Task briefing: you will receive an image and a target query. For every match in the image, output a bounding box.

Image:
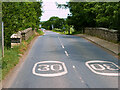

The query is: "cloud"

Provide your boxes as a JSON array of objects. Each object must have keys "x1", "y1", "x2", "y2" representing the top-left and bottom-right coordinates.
[
  {"x1": 42, "y1": 0, "x2": 69, "y2": 3},
  {"x1": 41, "y1": 1, "x2": 70, "y2": 21}
]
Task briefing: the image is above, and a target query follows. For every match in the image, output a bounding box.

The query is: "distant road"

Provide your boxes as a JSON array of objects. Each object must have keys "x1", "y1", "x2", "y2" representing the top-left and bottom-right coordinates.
[{"x1": 5, "y1": 31, "x2": 119, "y2": 88}]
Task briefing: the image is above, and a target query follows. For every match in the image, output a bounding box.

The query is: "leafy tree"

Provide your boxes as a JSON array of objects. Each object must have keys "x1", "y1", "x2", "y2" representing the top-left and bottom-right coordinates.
[
  {"x1": 62, "y1": 24, "x2": 71, "y2": 34},
  {"x1": 41, "y1": 16, "x2": 66, "y2": 30},
  {"x1": 2, "y1": 2, "x2": 42, "y2": 48},
  {"x1": 57, "y1": 2, "x2": 120, "y2": 32}
]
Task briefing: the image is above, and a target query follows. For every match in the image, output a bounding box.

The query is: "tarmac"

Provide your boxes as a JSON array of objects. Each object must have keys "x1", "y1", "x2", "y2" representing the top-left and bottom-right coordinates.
[
  {"x1": 76, "y1": 34, "x2": 119, "y2": 55},
  {"x1": 4, "y1": 31, "x2": 119, "y2": 88}
]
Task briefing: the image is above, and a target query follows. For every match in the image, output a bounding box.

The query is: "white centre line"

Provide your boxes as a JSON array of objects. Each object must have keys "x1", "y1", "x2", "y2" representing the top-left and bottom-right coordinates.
[
  {"x1": 58, "y1": 36, "x2": 65, "y2": 49},
  {"x1": 65, "y1": 51, "x2": 69, "y2": 57},
  {"x1": 73, "y1": 66, "x2": 86, "y2": 84},
  {"x1": 58, "y1": 36, "x2": 69, "y2": 57},
  {"x1": 58, "y1": 36, "x2": 61, "y2": 42},
  {"x1": 73, "y1": 65, "x2": 76, "y2": 69},
  {"x1": 61, "y1": 44, "x2": 65, "y2": 48}
]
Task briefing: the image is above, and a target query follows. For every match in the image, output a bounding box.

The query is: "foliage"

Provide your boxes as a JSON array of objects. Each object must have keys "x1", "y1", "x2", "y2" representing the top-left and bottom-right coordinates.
[
  {"x1": 41, "y1": 16, "x2": 66, "y2": 30},
  {"x1": 36, "y1": 29, "x2": 44, "y2": 35},
  {"x1": 2, "y1": 46, "x2": 20, "y2": 80},
  {"x1": 58, "y1": 2, "x2": 120, "y2": 32},
  {"x1": 52, "y1": 26, "x2": 75, "y2": 35},
  {"x1": 62, "y1": 24, "x2": 70, "y2": 34},
  {"x1": 2, "y1": 2, "x2": 42, "y2": 48},
  {"x1": 52, "y1": 29, "x2": 65, "y2": 34},
  {"x1": 118, "y1": 53, "x2": 120, "y2": 57},
  {"x1": 2, "y1": 32, "x2": 38, "y2": 80}
]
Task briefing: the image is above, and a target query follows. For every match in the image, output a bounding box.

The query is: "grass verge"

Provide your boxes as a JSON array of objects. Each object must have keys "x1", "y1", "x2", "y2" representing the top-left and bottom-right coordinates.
[
  {"x1": 52, "y1": 29, "x2": 82, "y2": 35},
  {"x1": 2, "y1": 46, "x2": 20, "y2": 80},
  {"x1": 52, "y1": 30, "x2": 65, "y2": 34},
  {"x1": 70, "y1": 31, "x2": 82, "y2": 35},
  {"x1": 36, "y1": 29, "x2": 44, "y2": 35},
  {"x1": 1, "y1": 30, "x2": 44, "y2": 80}
]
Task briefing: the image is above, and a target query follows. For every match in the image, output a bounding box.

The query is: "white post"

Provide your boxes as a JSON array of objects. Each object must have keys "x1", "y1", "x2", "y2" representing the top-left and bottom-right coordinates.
[
  {"x1": 52, "y1": 24, "x2": 54, "y2": 30},
  {"x1": 39, "y1": 24, "x2": 41, "y2": 28},
  {"x1": 2, "y1": 22, "x2": 4, "y2": 57}
]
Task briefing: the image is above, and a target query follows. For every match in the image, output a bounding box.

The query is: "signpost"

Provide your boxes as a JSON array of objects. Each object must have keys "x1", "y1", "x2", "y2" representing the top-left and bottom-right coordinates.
[{"x1": 2, "y1": 22, "x2": 4, "y2": 57}]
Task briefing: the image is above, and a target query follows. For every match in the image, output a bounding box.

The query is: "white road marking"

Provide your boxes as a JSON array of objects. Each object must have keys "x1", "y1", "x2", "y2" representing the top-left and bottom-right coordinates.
[
  {"x1": 32, "y1": 61, "x2": 68, "y2": 77},
  {"x1": 58, "y1": 36, "x2": 65, "y2": 49},
  {"x1": 73, "y1": 65, "x2": 76, "y2": 69},
  {"x1": 78, "y1": 76, "x2": 85, "y2": 83},
  {"x1": 58, "y1": 36, "x2": 60, "y2": 41},
  {"x1": 81, "y1": 80, "x2": 84, "y2": 83},
  {"x1": 65, "y1": 51, "x2": 69, "y2": 57},
  {"x1": 85, "y1": 60, "x2": 120, "y2": 76},
  {"x1": 58, "y1": 36, "x2": 69, "y2": 57},
  {"x1": 58, "y1": 37, "x2": 62, "y2": 44},
  {"x1": 90, "y1": 64, "x2": 105, "y2": 71},
  {"x1": 61, "y1": 44, "x2": 65, "y2": 48},
  {"x1": 73, "y1": 65, "x2": 86, "y2": 84}
]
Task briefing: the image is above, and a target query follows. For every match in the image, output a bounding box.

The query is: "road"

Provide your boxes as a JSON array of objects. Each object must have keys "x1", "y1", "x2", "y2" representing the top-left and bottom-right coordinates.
[{"x1": 5, "y1": 31, "x2": 119, "y2": 88}]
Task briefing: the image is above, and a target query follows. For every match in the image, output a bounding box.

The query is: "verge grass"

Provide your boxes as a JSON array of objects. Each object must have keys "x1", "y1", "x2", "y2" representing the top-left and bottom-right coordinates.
[
  {"x1": 36, "y1": 29, "x2": 44, "y2": 35},
  {"x1": 52, "y1": 29, "x2": 65, "y2": 34},
  {"x1": 1, "y1": 30, "x2": 44, "y2": 80},
  {"x1": 52, "y1": 29, "x2": 81, "y2": 35},
  {"x1": 2, "y1": 46, "x2": 20, "y2": 79}
]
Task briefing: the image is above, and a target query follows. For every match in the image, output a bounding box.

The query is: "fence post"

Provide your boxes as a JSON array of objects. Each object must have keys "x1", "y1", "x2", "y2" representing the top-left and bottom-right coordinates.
[{"x1": 2, "y1": 22, "x2": 4, "y2": 57}]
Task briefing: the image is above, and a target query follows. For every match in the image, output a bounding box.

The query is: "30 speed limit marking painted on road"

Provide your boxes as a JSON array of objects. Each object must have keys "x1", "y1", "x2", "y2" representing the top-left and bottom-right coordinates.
[
  {"x1": 32, "y1": 61, "x2": 68, "y2": 77},
  {"x1": 85, "y1": 60, "x2": 120, "y2": 76}
]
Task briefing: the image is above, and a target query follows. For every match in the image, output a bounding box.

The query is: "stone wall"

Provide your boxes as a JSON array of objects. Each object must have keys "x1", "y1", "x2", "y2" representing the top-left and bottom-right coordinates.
[
  {"x1": 21, "y1": 28, "x2": 34, "y2": 40},
  {"x1": 11, "y1": 28, "x2": 34, "y2": 48},
  {"x1": 84, "y1": 27, "x2": 119, "y2": 43}
]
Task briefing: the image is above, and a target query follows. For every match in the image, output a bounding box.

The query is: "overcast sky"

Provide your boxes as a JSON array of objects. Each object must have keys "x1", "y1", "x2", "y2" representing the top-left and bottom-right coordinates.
[{"x1": 40, "y1": 0, "x2": 70, "y2": 21}]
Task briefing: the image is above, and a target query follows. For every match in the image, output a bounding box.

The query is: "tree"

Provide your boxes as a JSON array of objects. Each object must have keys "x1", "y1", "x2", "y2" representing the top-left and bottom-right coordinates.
[
  {"x1": 2, "y1": 2, "x2": 42, "y2": 48},
  {"x1": 41, "y1": 16, "x2": 66, "y2": 30},
  {"x1": 57, "y1": 2, "x2": 120, "y2": 31}
]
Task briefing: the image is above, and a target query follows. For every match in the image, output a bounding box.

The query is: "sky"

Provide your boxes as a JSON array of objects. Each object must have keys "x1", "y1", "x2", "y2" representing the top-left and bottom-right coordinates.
[{"x1": 40, "y1": 0, "x2": 70, "y2": 21}]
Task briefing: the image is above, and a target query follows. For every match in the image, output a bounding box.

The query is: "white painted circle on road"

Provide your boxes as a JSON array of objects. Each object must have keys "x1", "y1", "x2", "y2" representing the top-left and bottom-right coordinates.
[
  {"x1": 85, "y1": 60, "x2": 120, "y2": 76},
  {"x1": 32, "y1": 61, "x2": 68, "y2": 77}
]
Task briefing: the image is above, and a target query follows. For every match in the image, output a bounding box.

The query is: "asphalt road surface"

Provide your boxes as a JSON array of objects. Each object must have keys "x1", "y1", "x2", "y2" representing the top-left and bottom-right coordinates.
[{"x1": 6, "y1": 31, "x2": 120, "y2": 88}]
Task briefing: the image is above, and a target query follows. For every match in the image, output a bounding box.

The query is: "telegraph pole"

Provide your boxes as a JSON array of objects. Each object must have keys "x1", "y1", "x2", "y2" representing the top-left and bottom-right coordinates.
[{"x1": 2, "y1": 22, "x2": 4, "y2": 57}]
